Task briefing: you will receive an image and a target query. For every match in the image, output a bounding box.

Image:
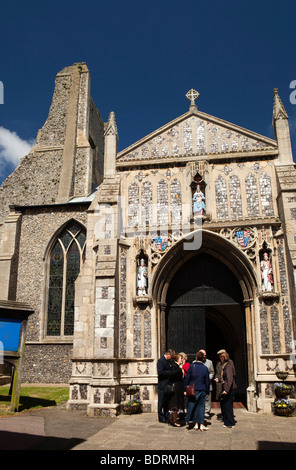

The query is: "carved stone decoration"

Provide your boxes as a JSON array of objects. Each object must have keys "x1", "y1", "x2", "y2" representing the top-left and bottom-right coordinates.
[
  {"x1": 80, "y1": 384, "x2": 87, "y2": 400},
  {"x1": 120, "y1": 364, "x2": 128, "y2": 376},
  {"x1": 137, "y1": 362, "x2": 149, "y2": 375},
  {"x1": 219, "y1": 226, "x2": 257, "y2": 260},
  {"x1": 71, "y1": 385, "x2": 79, "y2": 400},
  {"x1": 143, "y1": 386, "x2": 150, "y2": 400},
  {"x1": 104, "y1": 389, "x2": 112, "y2": 404},
  {"x1": 76, "y1": 362, "x2": 87, "y2": 374},
  {"x1": 233, "y1": 227, "x2": 256, "y2": 250},
  {"x1": 96, "y1": 363, "x2": 110, "y2": 376},
  {"x1": 150, "y1": 233, "x2": 172, "y2": 255},
  {"x1": 94, "y1": 389, "x2": 101, "y2": 404}
]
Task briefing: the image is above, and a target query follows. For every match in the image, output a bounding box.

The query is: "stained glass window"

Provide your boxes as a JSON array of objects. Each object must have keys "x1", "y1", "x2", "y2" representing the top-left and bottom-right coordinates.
[{"x1": 47, "y1": 222, "x2": 86, "y2": 336}]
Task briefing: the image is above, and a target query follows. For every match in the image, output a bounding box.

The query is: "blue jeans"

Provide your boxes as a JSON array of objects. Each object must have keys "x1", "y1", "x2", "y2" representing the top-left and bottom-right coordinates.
[{"x1": 186, "y1": 390, "x2": 206, "y2": 424}]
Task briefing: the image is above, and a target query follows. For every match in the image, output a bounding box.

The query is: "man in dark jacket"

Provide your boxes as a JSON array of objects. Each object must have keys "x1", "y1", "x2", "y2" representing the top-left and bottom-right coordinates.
[{"x1": 157, "y1": 349, "x2": 174, "y2": 422}]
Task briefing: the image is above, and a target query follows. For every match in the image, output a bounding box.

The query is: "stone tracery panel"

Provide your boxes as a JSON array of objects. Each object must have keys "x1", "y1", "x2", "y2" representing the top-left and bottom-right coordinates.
[
  {"x1": 260, "y1": 305, "x2": 270, "y2": 354},
  {"x1": 157, "y1": 179, "x2": 169, "y2": 227},
  {"x1": 196, "y1": 120, "x2": 206, "y2": 153},
  {"x1": 245, "y1": 173, "x2": 260, "y2": 218},
  {"x1": 170, "y1": 178, "x2": 182, "y2": 224},
  {"x1": 183, "y1": 121, "x2": 193, "y2": 154},
  {"x1": 259, "y1": 172, "x2": 274, "y2": 216},
  {"x1": 215, "y1": 175, "x2": 228, "y2": 220},
  {"x1": 119, "y1": 247, "x2": 127, "y2": 357},
  {"x1": 118, "y1": 116, "x2": 276, "y2": 162},
  {"x1": 128, "y1": 181, "x2": 139, "y2": 227},
  {"x1": 229, "y1": 175, "x2": 242, "y2": 219},
  {"x1": 141, "y1": 181, "x2": 153, "y2": 226}
]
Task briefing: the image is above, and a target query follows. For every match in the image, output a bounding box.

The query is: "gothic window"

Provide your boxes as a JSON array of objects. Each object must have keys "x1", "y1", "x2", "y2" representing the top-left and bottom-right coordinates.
[
  {"x1": 245, "y1": 173, "x2": 260, "y2": 218},
  {"x1": 128, "y1": 181, "x2": 139, "y2": 226},
  {"x1": 46, "y1": 222, "x2": 86, "y2": 336},
  {"x1": 171, "y1": 178, "x2": 182, "y2": 225},
  {"x1": 141, "y1": 181, "x2": 153, "y2": 226},
  {"x1": 183, "y1": 122, "x2": 193, "y2": 154},
  {"x1": 259, "y1": 172, "x2": 274, "y2": 216},
  {"x1": 196, "y1": 121, "x2": 206, "y2": 153},
  {"x1": 215, "y1": 175, "x2": 228, "y2": 220},
  {"x1": 157, "y1": 179, "x2": 169, "y2": 226},
  {"x1": 229, "y1": 175, "x2": 242, "y2": 219}
]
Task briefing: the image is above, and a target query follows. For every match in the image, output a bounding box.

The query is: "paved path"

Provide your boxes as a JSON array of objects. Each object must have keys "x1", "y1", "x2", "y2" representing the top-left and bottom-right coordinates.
[
  {"x1": 1, "y1": 404, "x2": 295, "y2": 451},
  {"x1": 72, "y1": 407, "x2": 296, "y2": 451}
]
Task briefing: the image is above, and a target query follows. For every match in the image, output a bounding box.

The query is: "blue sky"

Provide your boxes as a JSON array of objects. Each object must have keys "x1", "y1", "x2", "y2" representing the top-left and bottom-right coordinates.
[{"x1": 1, "y1": 0, "x2": 296, "y2": 185}]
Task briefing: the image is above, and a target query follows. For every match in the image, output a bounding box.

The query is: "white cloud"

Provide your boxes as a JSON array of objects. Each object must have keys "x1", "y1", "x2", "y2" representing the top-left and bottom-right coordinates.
[{"x1": 0, "y1": 126, "x2": 35, "y2": 167}]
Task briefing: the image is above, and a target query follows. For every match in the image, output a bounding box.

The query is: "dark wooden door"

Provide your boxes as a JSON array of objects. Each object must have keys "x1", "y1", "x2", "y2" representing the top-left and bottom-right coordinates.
[{"x1": 166, "y1": 306, "x2": 205, "y2": 362}]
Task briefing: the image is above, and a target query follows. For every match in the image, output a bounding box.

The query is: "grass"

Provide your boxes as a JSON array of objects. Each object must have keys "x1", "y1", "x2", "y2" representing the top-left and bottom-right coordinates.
[{"x1": 0, "y1": 386, "x2": 69, "y2": 416}]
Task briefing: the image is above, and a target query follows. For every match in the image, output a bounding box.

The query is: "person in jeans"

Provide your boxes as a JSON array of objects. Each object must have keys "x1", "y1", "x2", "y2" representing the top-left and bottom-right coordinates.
[{"x1": 183, "y1": 351, "x2": 210, "y2": 431}]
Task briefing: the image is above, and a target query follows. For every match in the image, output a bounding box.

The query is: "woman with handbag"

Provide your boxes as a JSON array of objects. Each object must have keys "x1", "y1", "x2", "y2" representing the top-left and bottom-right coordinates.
[
  {"x1": 183, "y1": 351, "x2": 210, "y2": 431},
  {"x1": 167, "y1": 354, "x2": 185, "y2": 427}
]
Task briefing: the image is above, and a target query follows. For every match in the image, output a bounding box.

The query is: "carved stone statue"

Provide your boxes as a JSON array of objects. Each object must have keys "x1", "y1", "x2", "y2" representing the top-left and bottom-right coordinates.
[
  {"x1": 193, "y1": 184, "x2": 205, "y2": 214},
  {"x1": 137, "y1": 258, "x2": 148, "y2": 295},
  {"x1": 260, "y1": 252, "x2": 273, "y2": 292}
]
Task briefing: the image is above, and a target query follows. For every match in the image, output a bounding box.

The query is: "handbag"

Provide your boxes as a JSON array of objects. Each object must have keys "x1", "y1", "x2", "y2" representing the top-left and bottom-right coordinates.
[
  {"x1": 165, "y1": 383, "x2": 175, "y2": 395},
  {"x1": 185, "y1": 383, "x2": 195, "y2": 398},
  {"x1": 185, "y1": 363, "x2": 196, "y2": 398}
]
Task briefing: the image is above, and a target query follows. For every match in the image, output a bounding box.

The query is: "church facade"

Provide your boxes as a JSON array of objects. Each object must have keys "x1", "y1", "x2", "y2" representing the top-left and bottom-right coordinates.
[{"x1": 0, "y1": 62, "x2": 295, "y2": 415}]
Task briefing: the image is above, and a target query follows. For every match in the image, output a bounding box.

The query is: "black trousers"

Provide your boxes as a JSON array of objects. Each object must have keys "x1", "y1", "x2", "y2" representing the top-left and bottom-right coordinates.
[
  {"x1": 158, "y1": 387, "x2": 169, "y2": 422},
  {"x1": 221, "y1": 388, "x2": 236, "y2": 426}
]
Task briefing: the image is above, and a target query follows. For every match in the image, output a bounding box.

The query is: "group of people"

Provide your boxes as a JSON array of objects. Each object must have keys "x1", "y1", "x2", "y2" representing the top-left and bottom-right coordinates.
[{"x1": 157, "y1": 348, "x2": 237, "y2": 430}]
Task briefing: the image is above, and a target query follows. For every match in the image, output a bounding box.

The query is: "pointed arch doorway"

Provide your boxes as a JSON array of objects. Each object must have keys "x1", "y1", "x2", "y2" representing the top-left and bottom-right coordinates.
[{"x1": 165, "y1": 252, "x2": 248, "y2": 405}]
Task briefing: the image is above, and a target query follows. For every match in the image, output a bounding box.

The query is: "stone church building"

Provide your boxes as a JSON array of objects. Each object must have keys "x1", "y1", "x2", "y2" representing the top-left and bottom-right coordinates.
[{"x1": 0, "y1": 62, "x2": 296, "y2": 415}]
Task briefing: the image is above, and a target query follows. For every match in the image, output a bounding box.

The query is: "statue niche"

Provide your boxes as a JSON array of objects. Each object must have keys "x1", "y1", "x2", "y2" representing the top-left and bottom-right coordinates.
[
  {"x1": 136, "y1": 252, "x2": 148, "y2": 296},
  {"x1": 191, "y1": 171, "x2": 206, "y2": 216},
  {"x1": 259, "y1": 243, "x2": 273, "y2": 293}
]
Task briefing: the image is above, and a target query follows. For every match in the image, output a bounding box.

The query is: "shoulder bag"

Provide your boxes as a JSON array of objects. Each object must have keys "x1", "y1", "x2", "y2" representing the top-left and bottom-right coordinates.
[{"x1": 185, "y1": 364, "x2": 196, "y2": 398}]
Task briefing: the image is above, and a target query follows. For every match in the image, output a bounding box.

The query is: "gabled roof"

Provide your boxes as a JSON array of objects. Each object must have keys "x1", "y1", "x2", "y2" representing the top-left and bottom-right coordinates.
[{"x1": 116, "y1": 107, "x2": 278, "y2": 167}]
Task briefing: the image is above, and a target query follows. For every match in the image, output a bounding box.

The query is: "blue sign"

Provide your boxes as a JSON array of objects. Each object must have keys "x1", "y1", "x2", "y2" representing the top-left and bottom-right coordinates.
[{"x1": 0, "y1": 318, "x2": 22, "y2": 352}]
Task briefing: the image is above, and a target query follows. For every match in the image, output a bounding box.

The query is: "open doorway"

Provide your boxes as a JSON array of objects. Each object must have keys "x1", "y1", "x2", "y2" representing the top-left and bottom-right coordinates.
[{"x1": 165, "y1": 252, "x2": 248, "y2": 406}]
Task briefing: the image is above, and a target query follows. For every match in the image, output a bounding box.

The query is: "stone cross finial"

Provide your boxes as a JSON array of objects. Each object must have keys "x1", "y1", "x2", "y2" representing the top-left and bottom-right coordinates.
[{"x1": 186, "y1": 89, "x2": 200, "y2": 109}]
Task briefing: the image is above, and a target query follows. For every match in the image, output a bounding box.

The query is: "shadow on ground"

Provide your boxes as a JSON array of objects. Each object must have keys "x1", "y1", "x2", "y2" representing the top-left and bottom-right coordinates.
[
  {"x1": 0, "y1": 429, "x2": 84, "y2": 450},
  {"x1": 0, "y1": 407, "x2": 114, "y2": 450},
  {"x1": 257, "y1": 441, "x2": 296, "y2": 450},
  {"x1": 0, "y1": 393, "x2": 57, "y2": 412}
]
